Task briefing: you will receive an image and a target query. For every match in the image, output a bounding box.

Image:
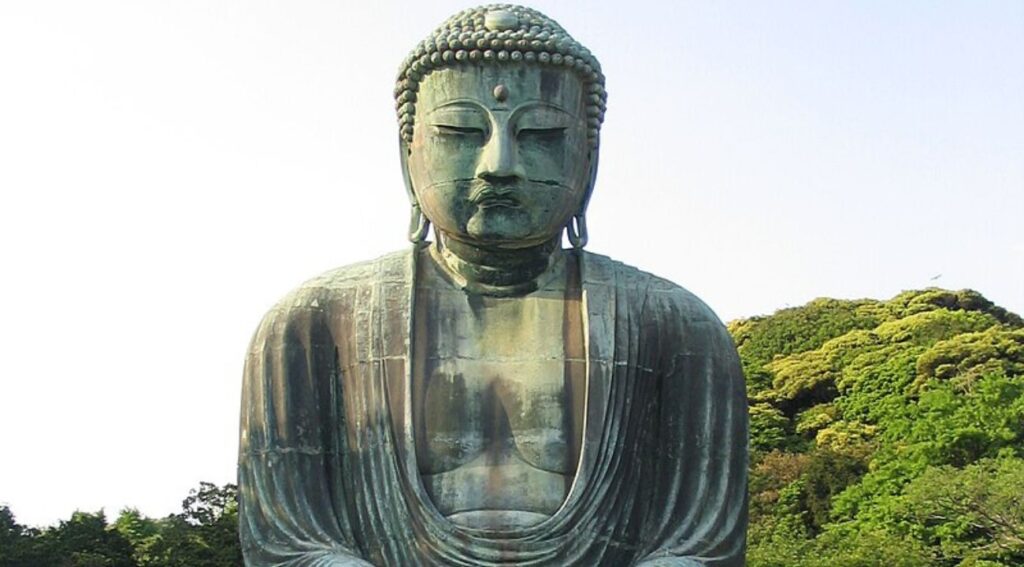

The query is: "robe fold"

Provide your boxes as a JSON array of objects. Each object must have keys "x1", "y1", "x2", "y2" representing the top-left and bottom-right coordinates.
[{"x1": 238, "y1": 248, "x2": 748, "y2": 566}]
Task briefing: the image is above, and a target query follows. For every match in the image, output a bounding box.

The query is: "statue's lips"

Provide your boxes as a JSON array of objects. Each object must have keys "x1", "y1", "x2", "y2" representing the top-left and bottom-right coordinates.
[{"x1": 471, "y1": 188, "x2": 520, "y2": 209}]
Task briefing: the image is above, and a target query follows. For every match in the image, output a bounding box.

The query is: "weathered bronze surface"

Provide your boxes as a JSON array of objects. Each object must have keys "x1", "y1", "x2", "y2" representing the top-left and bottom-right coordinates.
[{"x1": 238, "y1": 5, "x2": 748, "y2": 566}]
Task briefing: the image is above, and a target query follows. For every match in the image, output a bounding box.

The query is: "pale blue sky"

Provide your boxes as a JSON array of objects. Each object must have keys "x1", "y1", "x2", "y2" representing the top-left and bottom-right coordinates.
[{"x1": 0, "y1": 1, "x2": 1021, "y2": 526}]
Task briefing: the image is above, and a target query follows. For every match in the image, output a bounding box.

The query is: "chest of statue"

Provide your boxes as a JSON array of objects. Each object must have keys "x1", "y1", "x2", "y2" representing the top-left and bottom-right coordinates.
[{"x1": 411, "y1": 252, "x2": 586, "y2": 528}]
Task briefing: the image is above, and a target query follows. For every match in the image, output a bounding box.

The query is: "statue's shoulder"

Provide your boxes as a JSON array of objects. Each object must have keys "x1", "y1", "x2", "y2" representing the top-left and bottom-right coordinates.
[
  {"x1": 295, "y1": 249, "x2": 410, "y2": 294},
  {"x1": 258, "y1": 249, "x2": 412, "y2": 323},
  {"x1": 583, "y1": 251, "x2": 738, "y2": 363},
  {"x1": 582, "y1": 250, "x2": 725, "y2": 327}
]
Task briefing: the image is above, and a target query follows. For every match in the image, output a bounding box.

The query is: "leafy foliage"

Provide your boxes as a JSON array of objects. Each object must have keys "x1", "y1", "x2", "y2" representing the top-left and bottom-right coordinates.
[
  {"x1": 898, "y1": 458, "x2": 1024, "y2": 564},
  {"x1": 736, "y1": 288, "x2": 1024, "y2": 566},
  {"x1": 0, "y1": 483, "x2": 240, "y2": 567}
]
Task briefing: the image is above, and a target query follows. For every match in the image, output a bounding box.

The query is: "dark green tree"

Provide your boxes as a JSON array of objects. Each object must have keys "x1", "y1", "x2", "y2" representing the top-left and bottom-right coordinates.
[
  {"x1": 0, "y1": 505, "x2": 46, "y2": 567},
  {"x1": 144, "y1": 483, "x2": 241, "y2": 567},
  {"x1": 38, "y1": 510, "x2": 137, "y2": 567}
]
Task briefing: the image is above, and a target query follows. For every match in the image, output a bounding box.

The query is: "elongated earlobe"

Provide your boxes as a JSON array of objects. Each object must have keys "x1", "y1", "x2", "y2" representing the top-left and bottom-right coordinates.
[
  {"x1": 409, "y1": 204, "x2": 430, "y2": 243},
  {"x1": 566, "y1": 150, "x2": 599, "y2": 249},
  {"x1": 399, "y1": 137, "x2": 431, "y2": 243},
  {"x1": 567, "y1": 213, "x2": 588, "y2": 249}
]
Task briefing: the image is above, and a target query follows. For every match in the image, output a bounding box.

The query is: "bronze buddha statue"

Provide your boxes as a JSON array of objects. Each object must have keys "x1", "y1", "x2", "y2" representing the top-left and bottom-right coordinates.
[{"x1": 238, "y1": 5, "x2": 748, "y2": 566}]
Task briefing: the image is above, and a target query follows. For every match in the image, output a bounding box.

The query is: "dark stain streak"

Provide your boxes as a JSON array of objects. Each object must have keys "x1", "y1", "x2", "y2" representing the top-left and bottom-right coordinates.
[{"x1": 539, "y1": 69, "x2": 563, "y2": 100}]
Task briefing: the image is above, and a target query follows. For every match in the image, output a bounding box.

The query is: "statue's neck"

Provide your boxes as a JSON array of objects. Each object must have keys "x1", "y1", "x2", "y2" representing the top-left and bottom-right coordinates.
[{"x1": 430, "y1": 233, "x2": 562, "y2": 296}]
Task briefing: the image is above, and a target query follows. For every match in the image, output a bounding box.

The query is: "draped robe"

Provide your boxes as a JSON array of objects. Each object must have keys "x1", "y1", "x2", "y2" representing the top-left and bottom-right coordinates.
[{"x1": 238, "y1": 248, "x2": 748, "y2": 566}]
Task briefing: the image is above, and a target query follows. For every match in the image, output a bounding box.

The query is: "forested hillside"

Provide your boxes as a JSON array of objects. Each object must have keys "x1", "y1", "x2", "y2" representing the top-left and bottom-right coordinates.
[
  {"x1": 736, "y1": 288, "x2": 1024, "y2": 566},
  {"x1": 2, "y1": 288, "x2": 1021, "y2": 566}
]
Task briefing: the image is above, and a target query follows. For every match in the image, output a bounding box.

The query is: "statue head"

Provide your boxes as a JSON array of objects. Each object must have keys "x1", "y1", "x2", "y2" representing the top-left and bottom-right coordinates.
[{"x1": 395, "y1": 5, "x2": 607, "y2": 249}]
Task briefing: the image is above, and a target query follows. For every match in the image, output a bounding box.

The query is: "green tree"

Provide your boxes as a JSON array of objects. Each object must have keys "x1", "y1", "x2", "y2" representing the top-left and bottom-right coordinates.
[
  {"x1": 898, "y1": 458, "x2": 1024, "y2": 565},
  {"x1": 112, "y1": 509, "x2": 161, "y2": 567},
  {"x1": 735, "y1": 288, "x2": 1024, "y2": 565},
  {"x1": 144, "y1": 483, "x2": 241, "y2": 567},
  {"x1": 38, "y1": 510, "x2": 137, "y2": 567},
  {"x1": 0, "y1": 505, "x2": 48, "y2": 567}
]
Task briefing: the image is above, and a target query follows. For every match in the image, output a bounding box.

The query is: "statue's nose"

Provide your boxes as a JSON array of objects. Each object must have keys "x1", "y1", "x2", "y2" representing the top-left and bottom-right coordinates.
[{"x1": 475, "y1": 127, "x2": 524, "y2": 183}]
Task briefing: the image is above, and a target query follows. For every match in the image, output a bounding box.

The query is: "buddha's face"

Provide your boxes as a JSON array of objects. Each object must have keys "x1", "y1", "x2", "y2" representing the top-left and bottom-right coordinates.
[{"x1": 407, "y1": 65, "x2": 591, "y2": 248}]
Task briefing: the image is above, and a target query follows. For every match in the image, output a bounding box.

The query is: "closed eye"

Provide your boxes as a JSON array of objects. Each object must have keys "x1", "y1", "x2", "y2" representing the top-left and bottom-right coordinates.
[
  {"x1": 517, "y1": 127, "x2": 566, "y2": 140},
  {"x1": 434, "y1": 125, "x2": 486, "y2": 136}
]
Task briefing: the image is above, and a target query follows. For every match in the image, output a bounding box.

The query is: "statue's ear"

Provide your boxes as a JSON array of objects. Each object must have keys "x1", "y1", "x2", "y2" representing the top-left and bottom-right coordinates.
[
  {"x1": 399, "y1": 137, "x2": 417, "y2": 205},
  {"x1": 567, "y1": 147, "x2": 598, "y2": 249},
  {"x1": 399, "y1": 137, "x2": 431, "y2": 243},
  {"x1": 580, "y1": 147, "x2": 599, "y2": 215}
]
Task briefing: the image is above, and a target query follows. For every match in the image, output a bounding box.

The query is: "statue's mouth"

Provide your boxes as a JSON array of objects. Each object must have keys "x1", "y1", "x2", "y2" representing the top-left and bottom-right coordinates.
[
  {"x1": 471, "y1": 186, "x2": 520, "y2": 209},
  {"x1": 477, "y1": 196, "x2": 519, "y2": 209}
]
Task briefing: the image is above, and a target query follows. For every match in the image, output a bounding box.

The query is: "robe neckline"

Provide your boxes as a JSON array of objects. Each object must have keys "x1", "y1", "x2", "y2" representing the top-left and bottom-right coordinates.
[{"x1": 380, "y1": 245, "x2": 617, "y2": 542}]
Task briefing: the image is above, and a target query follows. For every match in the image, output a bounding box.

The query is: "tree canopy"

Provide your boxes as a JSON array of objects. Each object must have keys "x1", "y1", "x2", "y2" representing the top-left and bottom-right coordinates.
[
  {"x1": 735, "y1": 288, "x2": 1024, "y2": 566},
  {"x1": 0, "y1": 483, "x2": 241, "y2": 567}
]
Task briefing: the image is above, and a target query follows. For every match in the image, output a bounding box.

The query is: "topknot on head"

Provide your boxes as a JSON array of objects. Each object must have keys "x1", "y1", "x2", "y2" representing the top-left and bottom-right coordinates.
[{"x1": 394, "y1": 4, "x2": 607, "y2": 147}]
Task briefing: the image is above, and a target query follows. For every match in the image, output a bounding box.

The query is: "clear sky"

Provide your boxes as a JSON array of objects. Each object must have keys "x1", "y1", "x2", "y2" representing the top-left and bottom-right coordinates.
[{"x1": 1, "y1": 1, "x2": 1021, "y2": 527}]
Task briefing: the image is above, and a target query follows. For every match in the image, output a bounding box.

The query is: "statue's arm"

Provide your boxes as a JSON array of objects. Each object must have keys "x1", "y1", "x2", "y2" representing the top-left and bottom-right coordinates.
[
  {"x1": 636, "y1": 289, "x2": 749, "y2": 567},
  {"x1": 238, "y1": 303, "x2": 372, "y2": 566}
]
